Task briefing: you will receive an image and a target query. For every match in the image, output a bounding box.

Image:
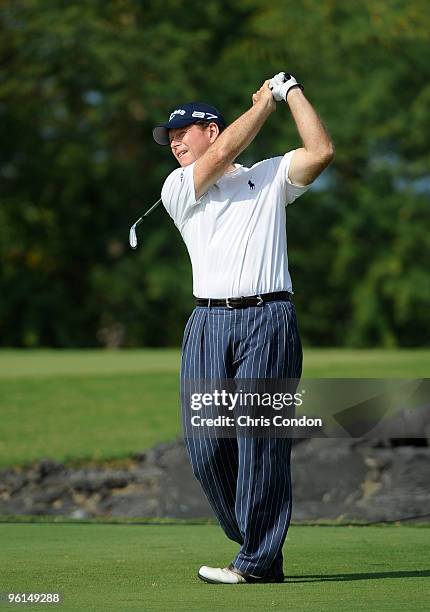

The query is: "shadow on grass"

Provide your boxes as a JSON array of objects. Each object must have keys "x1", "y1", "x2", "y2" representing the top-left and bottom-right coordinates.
[{"x1": 287, "y1": 569, "x2": 430, "y2": 583}]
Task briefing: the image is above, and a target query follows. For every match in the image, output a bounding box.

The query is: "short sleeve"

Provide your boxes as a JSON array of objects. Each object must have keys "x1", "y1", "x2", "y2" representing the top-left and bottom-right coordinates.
[
  {"x1": 161, "y1": 163, "x2": 200, "y2": 229},
  {"x1": 273, "y1": 150, "x2": 312, "y2": 205}
]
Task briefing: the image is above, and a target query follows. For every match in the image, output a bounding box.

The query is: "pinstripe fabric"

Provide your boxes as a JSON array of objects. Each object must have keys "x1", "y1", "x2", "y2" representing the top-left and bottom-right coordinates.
[{"x1": 180, "y1": 300, "x2": 302, "y2": 577}]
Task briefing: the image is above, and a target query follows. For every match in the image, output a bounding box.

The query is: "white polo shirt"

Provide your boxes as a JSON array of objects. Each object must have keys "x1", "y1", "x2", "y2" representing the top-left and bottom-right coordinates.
[{"x1": 161, "y1": 150, "x2": 311, "y2": 298}]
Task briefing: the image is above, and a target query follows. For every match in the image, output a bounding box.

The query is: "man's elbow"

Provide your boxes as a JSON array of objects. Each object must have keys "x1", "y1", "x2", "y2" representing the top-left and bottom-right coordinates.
[
  {"x1": 318, "y1": 143, "x2": 335, "y2": 167},
  {"x1": 302, "y1": 146, "x2": 334, "y2": 185},
  {"x1": 309, "y1": 146, "x2": 334, "y2": 179},
  {"x1": 305, "y1": 144, "x2": 334, "y2": 171}
]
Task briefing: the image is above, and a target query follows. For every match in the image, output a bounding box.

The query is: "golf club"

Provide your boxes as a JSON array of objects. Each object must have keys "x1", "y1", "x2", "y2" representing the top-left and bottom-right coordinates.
[{"x1": 129, "y1": 197, "x2": 162, "y2": 249}]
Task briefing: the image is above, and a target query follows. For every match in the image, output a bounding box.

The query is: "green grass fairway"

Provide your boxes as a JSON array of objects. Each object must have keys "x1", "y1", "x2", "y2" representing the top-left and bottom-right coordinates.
[
  {"x1": 0, "y1": 371, "x2": 180, "y2": 467},
  {"x1": 0, "y1": 349, "x2": 429, "y2": 468},
  {"x1": 0, "y1": 523, "x2": 429, "y2": 611},
  {"x1": 1, "y1": 348, "x2": 429, "y2": 379}
]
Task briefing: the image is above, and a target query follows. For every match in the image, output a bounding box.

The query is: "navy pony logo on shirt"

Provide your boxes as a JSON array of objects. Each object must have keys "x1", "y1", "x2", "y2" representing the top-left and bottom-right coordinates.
[{"x1": 248, "y1": 179, "x2": 255, "y2": 190}]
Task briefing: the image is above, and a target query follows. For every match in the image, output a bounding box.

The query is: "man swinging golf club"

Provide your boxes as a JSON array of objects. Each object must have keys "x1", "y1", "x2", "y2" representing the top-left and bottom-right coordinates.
[{"x1": 152, "y1": 72, "x2": 334, "y2": 584}]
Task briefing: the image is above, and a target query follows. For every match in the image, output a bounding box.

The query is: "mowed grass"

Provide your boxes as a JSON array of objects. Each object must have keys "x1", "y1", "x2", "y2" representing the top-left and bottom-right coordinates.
[
  {"x1": 0, "y1": 523, "x2": 429, "y2": 612},
  {"x1": 1, "y1": 348, "x2": 429, "y2": 379},
  {"x1": 0, "y1": 349, "x2": 428, "y2": 468},
  {"x1": 0, "y1": 372, "x2": 180, "y2": 468}
]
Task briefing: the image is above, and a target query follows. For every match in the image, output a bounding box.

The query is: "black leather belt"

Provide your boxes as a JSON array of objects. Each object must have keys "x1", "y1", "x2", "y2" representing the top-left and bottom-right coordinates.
[{"x1": 195, "y1": 291, "x2": 292, "y2": 309}]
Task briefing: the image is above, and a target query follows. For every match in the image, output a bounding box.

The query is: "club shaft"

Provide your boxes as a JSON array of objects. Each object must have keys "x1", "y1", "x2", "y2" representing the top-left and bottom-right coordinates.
[{"x1": 143, "y1": 197, "x2": 162, "y2": 217}]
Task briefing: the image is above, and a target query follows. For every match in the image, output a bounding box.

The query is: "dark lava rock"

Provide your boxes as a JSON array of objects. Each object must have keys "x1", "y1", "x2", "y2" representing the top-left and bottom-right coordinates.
[{"x1": 0, "y1": 438, "x2": 428, "y2": 522}]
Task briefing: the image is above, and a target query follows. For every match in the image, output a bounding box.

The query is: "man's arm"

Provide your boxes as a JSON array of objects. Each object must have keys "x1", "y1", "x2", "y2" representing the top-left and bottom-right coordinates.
[
  {"x1": 194, "y1": 81, "x2": 276, "y2": 200},
  {"x1": 286, "y1": 88, "x2": 335, "y2": 187}
]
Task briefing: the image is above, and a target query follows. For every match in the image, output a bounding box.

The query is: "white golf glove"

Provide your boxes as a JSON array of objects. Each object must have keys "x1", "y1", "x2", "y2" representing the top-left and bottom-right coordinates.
[{"x1": 269, "y1": 72, "x2": 303, "y2": 102}]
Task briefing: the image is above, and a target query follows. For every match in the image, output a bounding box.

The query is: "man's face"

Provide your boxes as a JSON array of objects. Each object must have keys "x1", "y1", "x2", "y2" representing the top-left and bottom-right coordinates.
[{"x1": 169, "y1": 123, "x2": 216, "y2": 167}]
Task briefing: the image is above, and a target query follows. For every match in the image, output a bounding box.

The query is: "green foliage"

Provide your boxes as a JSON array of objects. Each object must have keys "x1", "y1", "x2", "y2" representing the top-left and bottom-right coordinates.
[{"x1": 0, "y1": 0, "x2": 429, "y2": 346}]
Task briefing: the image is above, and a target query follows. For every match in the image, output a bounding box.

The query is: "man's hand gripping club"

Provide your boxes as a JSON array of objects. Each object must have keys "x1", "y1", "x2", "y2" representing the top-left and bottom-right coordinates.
[{"x1": 269, "y1": 72, "x2": 304, "y2": 102}]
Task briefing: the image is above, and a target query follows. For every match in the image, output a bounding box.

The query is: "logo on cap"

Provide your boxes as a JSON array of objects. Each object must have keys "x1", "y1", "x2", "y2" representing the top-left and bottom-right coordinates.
[
  {"x1": 191, "y1": 111, "x2": 219, "y2": 120},
  {"x1": 169, "y1": 109, "x2": 187, "y2": 121}
]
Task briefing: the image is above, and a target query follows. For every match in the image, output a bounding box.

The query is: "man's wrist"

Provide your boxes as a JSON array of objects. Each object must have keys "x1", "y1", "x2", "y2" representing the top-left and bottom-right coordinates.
[
  {"x1": 285, "y1": 85, "x2": 304, "y2": 102},
  {"x1": 253, "y1": 97, "x2": 275, "y2": 115},
  {"x1": 287, "y1": 85, "x2": 303, "y2": 97}
]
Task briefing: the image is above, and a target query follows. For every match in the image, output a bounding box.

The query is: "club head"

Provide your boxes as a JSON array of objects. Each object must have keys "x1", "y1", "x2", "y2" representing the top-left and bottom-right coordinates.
[
  {"x1": 129, "y1": 224, "x2": 138, "y2": 249},
  {"x1": 129, "y1": 199, "x2": 161, "y2": 251}
]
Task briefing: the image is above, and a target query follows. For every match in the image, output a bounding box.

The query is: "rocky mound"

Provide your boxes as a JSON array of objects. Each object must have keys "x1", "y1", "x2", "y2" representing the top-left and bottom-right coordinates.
[{"x1": 0, "y1": 439, "x2": 429, "y2": 522}]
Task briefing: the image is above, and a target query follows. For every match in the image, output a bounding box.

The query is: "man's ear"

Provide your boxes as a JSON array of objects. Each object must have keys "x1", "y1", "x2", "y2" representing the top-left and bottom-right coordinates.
[{"x1": 208, "y1": 122, "x2": 220, "y2": 143}]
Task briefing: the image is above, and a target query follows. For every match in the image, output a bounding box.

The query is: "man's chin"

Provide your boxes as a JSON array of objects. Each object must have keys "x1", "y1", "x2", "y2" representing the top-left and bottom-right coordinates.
[
  {"x1": 179, "y1": 158, "x2": 194, "y2": 167},
  {"x1": 175, "y1": 151, "x2": 196, "y2": 167}
]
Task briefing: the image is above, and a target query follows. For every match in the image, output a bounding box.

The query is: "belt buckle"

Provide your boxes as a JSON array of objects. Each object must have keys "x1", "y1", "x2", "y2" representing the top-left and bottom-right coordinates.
[
  {"x1": 256, "y1": 294, "x2": 263, "y2": 306},
  {"x1": 225, "y1": 297, "x2": 234, "y2": 309}
]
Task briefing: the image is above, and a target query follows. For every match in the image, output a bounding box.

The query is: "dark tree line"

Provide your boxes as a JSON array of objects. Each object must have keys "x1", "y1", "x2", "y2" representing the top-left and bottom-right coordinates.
[{"x1": 1, "y1": 0, "x2": 429, "y2": 347}]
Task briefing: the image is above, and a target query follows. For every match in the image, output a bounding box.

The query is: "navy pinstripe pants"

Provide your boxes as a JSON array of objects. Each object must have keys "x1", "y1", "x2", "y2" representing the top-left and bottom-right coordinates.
[{"x1": 180, "y1": 300, "x2": 302, "y2": 577}]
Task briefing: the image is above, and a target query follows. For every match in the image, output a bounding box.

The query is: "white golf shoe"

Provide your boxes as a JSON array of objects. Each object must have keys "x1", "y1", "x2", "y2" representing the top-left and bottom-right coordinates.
[
  {"x1": 198, "y1": 565, "x2": 247, "y2": 584},
  {"x1": 198, "y1": 563, "x2": 285, "y2": 584}
]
